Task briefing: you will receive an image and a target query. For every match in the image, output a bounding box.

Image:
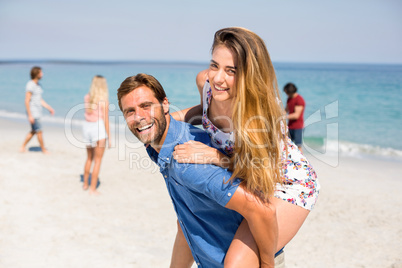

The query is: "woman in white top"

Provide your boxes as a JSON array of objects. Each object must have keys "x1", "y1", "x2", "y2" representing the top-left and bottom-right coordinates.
[
  {"x1": 171, "y1": 27, "x2": 320, "y2": 267},
  {"x1": 82, "y1": 75, "x2": 111, "y2": 195}
]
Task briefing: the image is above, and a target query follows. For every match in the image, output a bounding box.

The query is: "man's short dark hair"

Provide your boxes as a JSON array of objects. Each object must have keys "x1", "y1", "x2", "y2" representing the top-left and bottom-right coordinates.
[
  {"x1": 283, "y1": 82, "x2": 297, "y2": 95},
  {"x1": 117, "y1": 73, "x2": 167, "y2": 111},
  {"x1": 30, "y1": 66, "x2": 42, "y2": 80}
]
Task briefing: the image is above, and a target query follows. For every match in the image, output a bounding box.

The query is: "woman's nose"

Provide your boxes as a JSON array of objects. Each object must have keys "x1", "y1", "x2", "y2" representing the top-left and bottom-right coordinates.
[{"x1": 213, "y1": 69, "x2": 225, "y2": 84}]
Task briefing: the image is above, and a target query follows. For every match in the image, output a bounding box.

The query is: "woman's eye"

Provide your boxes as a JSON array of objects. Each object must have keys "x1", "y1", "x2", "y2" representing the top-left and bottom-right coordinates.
[
  {"x1": 228, "y1": 69, "x2": 236, "y2": 75},
  {"x1": 210, "y1": 63, "x2": 218, "y2": 69}
]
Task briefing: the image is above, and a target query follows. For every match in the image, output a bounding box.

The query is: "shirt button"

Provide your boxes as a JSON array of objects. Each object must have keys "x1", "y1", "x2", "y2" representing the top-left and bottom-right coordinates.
[
  {"x1": 164, "y1": 175, "x2": 167, "y2": 178},
  {"x1": 166, "y1": 157, "x2": 169, "y2": 161},
  {"x1": 197, "y1": 263, "x2": 200, "y2": 266},
  {"x1": 228, "y1": 193, "x2": 232, "y2": 197}
]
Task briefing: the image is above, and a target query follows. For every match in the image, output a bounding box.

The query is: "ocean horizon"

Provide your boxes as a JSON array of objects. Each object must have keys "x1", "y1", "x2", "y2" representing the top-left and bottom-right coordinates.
[{"x1": 1, "y1": 60, "x2": 401, "y2": 161}]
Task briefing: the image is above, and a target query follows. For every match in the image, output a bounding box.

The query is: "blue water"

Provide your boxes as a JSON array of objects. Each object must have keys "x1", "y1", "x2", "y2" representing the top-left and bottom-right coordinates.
[{"x1": 1, "y1": 61, "x2": 402, "y2": 159}]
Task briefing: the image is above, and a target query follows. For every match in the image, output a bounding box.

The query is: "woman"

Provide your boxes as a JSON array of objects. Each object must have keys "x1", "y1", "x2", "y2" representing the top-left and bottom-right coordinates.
[
  {"x1": 82, "y1": 75, "x2": 111, "y2": 195},
  {"x1": 171, "y1": 27, "x2": 320, "y2": 266}
]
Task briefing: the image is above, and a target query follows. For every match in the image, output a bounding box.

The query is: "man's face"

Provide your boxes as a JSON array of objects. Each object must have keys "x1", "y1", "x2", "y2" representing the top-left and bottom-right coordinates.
[
  {"x1": 37, "y1": 70, "x2": 43, "y2": 80},
  {"x1": 121, "y1": 86, "x2": 169, "y2": 146}
]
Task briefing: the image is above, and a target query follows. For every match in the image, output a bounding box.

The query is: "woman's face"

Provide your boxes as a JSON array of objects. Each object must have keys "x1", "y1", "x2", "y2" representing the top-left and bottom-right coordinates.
[{"x1": 208, "y1": 45, "x2": 237, "y2": 102}]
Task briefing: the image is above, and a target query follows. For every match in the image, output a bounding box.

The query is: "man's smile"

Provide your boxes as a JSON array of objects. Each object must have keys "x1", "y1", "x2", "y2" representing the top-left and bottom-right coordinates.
[{"x1": 137, "y1": 122, "x2": 154, "y2": 133}]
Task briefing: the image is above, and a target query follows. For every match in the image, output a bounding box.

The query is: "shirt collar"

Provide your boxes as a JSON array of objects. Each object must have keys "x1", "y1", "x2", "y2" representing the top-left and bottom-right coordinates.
[{"x1": 150, "y1": 115, "x2": 185, "y2": 169}]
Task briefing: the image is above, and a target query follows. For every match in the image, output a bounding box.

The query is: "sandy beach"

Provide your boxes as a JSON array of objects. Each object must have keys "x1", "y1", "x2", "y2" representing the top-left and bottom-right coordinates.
[{"x1": 0, "y1": 117, "x2": 401, "y2": 268}]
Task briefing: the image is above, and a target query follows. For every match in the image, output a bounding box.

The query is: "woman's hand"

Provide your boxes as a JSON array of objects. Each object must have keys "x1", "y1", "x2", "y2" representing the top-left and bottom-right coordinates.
[{"x1": 173, "y1": 141, "x2": 222, "y2": 166}]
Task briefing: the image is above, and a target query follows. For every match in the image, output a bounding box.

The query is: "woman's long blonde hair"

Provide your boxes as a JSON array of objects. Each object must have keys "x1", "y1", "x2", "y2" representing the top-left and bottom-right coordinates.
[
  {"x1": 87, "y1": 75, "x2": 108, "y2": 113},
  {"x1": 212, "y1": 27, "x2": 287, "y2": 200}
]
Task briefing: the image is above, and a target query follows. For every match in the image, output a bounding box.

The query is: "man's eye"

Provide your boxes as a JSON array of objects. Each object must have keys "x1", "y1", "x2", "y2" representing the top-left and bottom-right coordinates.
[
  {"x1": 210, "y1": 63, "x2": 218, "y2": 69},
  {"x1": 125, "y1": 110, "x2": 134, "y2": 116}
]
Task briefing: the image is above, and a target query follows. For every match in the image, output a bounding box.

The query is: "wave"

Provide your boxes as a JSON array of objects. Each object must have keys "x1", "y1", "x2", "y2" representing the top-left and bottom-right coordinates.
[
  {"x1": 0, "y1": 110, "x2": 84, "y2": 126},
  {"x1": 304, "y1": 136, "x2": 402, "y2": 160},
  {"x1": 0, "y1": 109, "x2": 126, "y2": 128},
  {"x1": 2, "y1": 110, "x2": 401, "y2": 160}
]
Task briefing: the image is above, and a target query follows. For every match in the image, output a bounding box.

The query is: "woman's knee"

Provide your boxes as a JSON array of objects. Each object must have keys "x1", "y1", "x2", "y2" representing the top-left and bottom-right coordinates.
[
  {"x1": 224, "y1": 251, "x2": 259, "y2": 268},
  {"x1": 224, "y1": 220, "x2": 259, "y2": 268}
]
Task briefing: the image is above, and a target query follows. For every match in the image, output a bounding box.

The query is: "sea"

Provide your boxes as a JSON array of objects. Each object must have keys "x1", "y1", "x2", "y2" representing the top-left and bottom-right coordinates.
[{"x1": 1, "y1": 61, "x2": 402, "y2": 162}]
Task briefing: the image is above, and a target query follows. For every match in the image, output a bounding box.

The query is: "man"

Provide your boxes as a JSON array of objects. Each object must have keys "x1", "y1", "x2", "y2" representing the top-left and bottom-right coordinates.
[
  {"x1": 284, "y1": 82, "x2": 305, "y2": 153},
  {"x1": 20, "y1": 66, "x2": 55, "y2": 153},
  {"x1": 118, "y1": 73, "x2": 279, "y2": 267}
]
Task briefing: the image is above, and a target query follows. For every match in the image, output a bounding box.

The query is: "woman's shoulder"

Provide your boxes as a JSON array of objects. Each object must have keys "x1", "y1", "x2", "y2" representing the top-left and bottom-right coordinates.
[{"x1": 196, "y1": 70, "x2": 208, "y2": 92}]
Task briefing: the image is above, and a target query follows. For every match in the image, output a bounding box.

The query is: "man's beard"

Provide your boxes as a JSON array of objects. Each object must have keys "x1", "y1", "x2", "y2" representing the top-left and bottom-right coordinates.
[{"x1": 129, "y1": 111, "x2": 167, "y2": 147}]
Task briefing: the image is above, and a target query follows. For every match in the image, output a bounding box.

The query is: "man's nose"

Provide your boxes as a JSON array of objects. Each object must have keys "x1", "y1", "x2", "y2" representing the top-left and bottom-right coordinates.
[
  {"x1": 133, "y1": 108, "x2": 150, "y2": 124},
  {"x1": 133, "y1": 113, "x2": 145, "y2": 123}
]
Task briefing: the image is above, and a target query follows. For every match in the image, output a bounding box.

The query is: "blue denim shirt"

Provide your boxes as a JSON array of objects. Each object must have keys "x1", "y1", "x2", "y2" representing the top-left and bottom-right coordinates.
[{"x1": 146, "y1": 116, "x2": 243, "y2": 267}]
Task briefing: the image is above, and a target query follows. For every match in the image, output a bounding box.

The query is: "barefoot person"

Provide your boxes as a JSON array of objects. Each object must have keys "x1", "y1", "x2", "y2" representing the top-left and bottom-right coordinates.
[
  {"x1": 82, "y1": 75, "x2": 111, "y2": 195},
  {"x1": 171, "y1": 27, "x2": 320, "y2": 267},
  {"x1": 20, "y1": 66, "x2": 54, "y2": 154},
  {"x1": 118, "y1": 73, "x2": 282, "y2": 267}
]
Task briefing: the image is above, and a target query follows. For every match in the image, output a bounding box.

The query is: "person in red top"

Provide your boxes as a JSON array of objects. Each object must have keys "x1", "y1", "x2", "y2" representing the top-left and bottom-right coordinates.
[{"x1": 284, "y1": 82, "x2": 305, "y2": 153}]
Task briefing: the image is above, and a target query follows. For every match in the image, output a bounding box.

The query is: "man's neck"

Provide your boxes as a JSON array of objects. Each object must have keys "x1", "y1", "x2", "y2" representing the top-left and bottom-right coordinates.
[{"x1": 150, "y1": 113, "x2": 171, "y2": 153}]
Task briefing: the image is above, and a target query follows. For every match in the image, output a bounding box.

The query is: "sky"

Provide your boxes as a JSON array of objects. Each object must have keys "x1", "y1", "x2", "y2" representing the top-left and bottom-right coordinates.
[{"x1": 0, "y1": 0, "x2": 401, "y2": 64}]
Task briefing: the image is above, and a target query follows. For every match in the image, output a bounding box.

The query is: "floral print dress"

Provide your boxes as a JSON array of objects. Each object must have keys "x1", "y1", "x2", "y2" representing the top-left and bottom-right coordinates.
[{"x1": 201, "y1": 80, "x2": 320, "y2": 210}]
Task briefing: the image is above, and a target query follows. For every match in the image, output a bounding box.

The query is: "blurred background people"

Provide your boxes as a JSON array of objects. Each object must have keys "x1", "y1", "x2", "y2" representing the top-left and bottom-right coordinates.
[
  {"x1": 284, "y1": 82, "x2": 305, "y2": 153},
  {"x1": 20, "y1": 66, "x2": 55, "y2": 154},
  {"x1": 82, "y1": 75, "x2": 111, "y2": 195}
]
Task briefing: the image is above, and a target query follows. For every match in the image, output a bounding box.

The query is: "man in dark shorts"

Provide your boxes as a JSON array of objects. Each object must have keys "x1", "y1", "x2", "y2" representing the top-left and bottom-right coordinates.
[
  {"x1": 284, "y1": 82, "x2": 305, "y2": 153},
  {"x1": 20, "y1": 66, "x2": 55, "y2": 154}
]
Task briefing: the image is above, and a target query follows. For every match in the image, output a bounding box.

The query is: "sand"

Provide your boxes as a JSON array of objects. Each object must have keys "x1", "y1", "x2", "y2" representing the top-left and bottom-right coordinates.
[{"x1": 0, "y1": 117, "x2": 401, "y2": 268}]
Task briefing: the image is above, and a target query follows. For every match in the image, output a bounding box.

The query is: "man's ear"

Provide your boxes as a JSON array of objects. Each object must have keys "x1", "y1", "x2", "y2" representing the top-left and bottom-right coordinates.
[{"x1": 162, "y1": 97, "x2": 169, "y2": 114}]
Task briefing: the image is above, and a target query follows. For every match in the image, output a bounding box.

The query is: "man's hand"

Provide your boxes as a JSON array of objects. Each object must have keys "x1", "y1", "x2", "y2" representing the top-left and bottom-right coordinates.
[{"x1": 28, "y1": 115, "x2": 34, "y2": 124}]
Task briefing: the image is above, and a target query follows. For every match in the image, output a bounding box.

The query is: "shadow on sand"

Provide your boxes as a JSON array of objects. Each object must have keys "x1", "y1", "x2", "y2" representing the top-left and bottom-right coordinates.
[
  {"x1": 28, "y1": 146, "x2": 43, "y2": 152},
  {"x1": 80, "y1": 174, "x2": 100, "y2": 189}
]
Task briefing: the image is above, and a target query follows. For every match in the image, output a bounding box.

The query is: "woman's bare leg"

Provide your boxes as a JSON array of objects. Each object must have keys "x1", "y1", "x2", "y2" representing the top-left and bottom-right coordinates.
[
  {"x1": 224, "y1": 220, "x2": 259, "y2": 268},
  {"x1": 271, "y1": 197, "x2": 309, "y2": 250},
  {"x1": 89, "y1": 139, "x2": 106, "y2": 194},
  {"x1": 224, "y1": 197, "x2": 309, "y2": 267},
  {"x1": 83, "y1": 146, "x2": 94, "y2": 190}
]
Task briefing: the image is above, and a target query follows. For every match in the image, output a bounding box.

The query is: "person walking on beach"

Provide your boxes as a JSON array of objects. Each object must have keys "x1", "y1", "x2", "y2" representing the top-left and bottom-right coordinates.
[
  {"x1": 118, "y1": 73, "x2": 281, "y2": 267},
  {"x1": 82, "y1": 75, "x2": 111, "y2": 195},
  {"x1": 20, "y1": 66, "x2": 54, "y2": 154},
  {"x1": 171, "y1": 27, "x2": 319, "y2": 267},
  {"x1": 284, "y1": 82, "x2": 305, "y2": 153}
]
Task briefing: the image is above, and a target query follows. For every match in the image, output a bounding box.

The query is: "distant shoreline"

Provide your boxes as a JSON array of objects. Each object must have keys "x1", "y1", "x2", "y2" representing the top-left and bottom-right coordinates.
[
  {"x1": 0, "y1": 59, "x2": 209, "y2": 67},
  {"x1": 1, "y1": 59, "x2": 402, "y2": 67}
]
